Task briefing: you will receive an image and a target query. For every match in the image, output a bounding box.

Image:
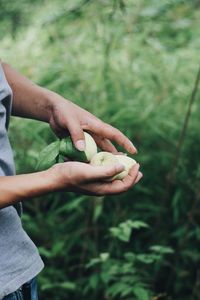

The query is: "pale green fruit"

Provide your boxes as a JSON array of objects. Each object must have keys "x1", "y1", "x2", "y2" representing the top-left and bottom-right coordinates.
[
  {"x1": 114, "y1": 155, "x2": 137, "y2": 180},
  {"x1": 59, "y1": 131, "x2": 97, "y2": 162},
  {"x1": 90, "y1": 152, "x2": 137, "y2": 181},
  {"x1": 90, "y1": 151, "x2": 119, "y2": 167},
  {"x1": 84, "y1": 132, "x2": 98, "y2": 162}
]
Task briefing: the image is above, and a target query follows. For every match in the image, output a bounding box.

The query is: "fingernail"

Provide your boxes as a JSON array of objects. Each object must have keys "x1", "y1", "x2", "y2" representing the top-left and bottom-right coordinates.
[
  {"x1": 130, "y1": 142, "x2": 137, "y2": 154},
  {"x1": 135, "y1": 172, "x2": 143, "y2": 183},
  {"x1": 138, "y1": 173, "x2": 143, "y2": 181},
  {"x1": 76, "y1": 140, "x2": 85, "y2": 151}
]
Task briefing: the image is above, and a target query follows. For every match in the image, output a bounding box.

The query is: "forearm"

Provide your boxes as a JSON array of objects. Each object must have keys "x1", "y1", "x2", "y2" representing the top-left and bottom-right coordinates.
[
  {"x1": 0, "y1": 170, "x2": 56, "y2": 209},
  {"x1": 2, "y1": 62, "x2": 54, "y2": 121}
]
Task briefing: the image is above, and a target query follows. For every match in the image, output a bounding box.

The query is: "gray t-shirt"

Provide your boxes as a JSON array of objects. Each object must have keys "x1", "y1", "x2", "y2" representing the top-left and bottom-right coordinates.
[{"x1": 0, "y1": 64, "x2": 44, "y2": 299}]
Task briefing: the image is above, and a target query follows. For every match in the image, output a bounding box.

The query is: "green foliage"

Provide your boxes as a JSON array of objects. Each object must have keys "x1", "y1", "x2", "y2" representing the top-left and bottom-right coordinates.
[
  {"x1": 0, "y1": 0, "x2": 42, "y2": 38},
  {"x1": 109, "y1": 220, "x2": 149, "y2": 242},
  {"x1": 36, "y1": 133, "x2": 88, "y2": 170},
  {"x1": 1, "y1": 0, "x2": 200, "y2": 299},
  {"x1": 86, "y1": 222, "x2": 173, "y2": 300},
  {"x1": 36, "y1": 140, "x2": 60, "y2": 171}
]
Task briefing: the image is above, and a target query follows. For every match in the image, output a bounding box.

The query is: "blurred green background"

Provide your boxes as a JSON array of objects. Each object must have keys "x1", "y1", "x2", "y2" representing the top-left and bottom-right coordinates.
[{"x1": 1, "y1": 0, "x2": 200, "y2": 299}]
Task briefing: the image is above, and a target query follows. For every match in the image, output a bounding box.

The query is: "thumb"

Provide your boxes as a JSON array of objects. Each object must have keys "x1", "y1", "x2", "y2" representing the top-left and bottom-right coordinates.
[
  {"x1": 87, "y1": 163, "x2": 125, "y2": 181},
  {"x1": 67, "y1": 116, "x2": 85, "y2": 151}
]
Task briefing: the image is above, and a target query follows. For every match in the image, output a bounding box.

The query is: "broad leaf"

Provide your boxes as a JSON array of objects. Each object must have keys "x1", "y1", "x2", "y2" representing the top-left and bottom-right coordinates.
[{"x1": 36, "y1": 140, "x2": 60, "y2": 171}]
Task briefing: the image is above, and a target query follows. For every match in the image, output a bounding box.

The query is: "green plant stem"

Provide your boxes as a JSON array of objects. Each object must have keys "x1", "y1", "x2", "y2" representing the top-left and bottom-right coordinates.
[
  {"x1": 156, "y1": 64, "x2": 200, "y2": 234},
  {"x1": 169, "y1": 65, "x2": 200, "y2": 181}
]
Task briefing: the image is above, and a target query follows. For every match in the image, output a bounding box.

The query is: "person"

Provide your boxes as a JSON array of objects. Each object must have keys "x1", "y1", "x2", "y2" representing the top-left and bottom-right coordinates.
[{"x1": 0, "y1": 62, "x2": 142, "y2": 300}]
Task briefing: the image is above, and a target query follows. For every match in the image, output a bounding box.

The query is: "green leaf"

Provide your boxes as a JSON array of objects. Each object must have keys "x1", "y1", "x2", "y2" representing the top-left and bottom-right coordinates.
[
  {"x1": 136, "y1": 254, "x2": 157, "y2": 264},
  {"x1": 110, "y1": 220, "x2": 149, "y2": 242},
  {"x1": 127, "y1": 220, "x2": 149, "y2": 229},
  {"x1": 93, "y1": 198, "x2": 103, "y2": 223},
  {"x1": 36, "y1": 140, "x2": 60, "y2": 170},
  {"x1": 100, "y1": 252, "x2": 110, "y2": 261},
  {"x1": 41, "y1": 281, "x2": 76, "y2": 291},
  {"x1": 88, "y1": 274, "x2": 99, "y2": 289},
  {"x1": 124, "y1": 252, "x2": 136, "y2": 262},
  {"x1": 53, "y1": 196, "x2": 87, "y2": 215},
  {"x1": 38, "y1": 246, "x2": 52, "y2": 258},
  {"x1": 150, "y1": 245, "x2": 174, "y2": 254},
  {"x1": 58, "y1": 154, "x2": 65, "y2": 163},
  {"x1": 107, "y1": 282, "x2": 132, "y2": 297},
  {"x1": 109, "y1": 227, "x2": 131, "y2": 242},
  {"x1": 86, "y1": 258, "x2": 102, "y2": 268},
  {"x1": 59, "y1": 281, "x2": 76, "y2": 290},
  {"x1": 133, "y1": 286, "x2": 150, "y2": 300}
]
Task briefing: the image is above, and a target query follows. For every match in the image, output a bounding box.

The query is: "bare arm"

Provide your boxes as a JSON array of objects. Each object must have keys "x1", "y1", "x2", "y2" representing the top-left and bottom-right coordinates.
[
  {"x1": 0, "y1": 162, "x2": 142, "y2": 209},
  {"x1": 2, "y1": 63, "x2": 137, "y2": 154},
  {"x1": 0, "y1": 63, "x2": 141, "y2": 209},
  {"x1": 0, "y1": 170, "x2": 53, "y2": 209},
  {"x1": 2, "y1": 62, "x2": 52, "y2": 122}
]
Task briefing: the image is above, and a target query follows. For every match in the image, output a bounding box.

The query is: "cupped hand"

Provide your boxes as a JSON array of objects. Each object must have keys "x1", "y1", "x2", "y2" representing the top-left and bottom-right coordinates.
[
  {"x1": 48, "y1": 93, "x2": 137, "y2": 154},
  {"x1": 49, "y1": 161, "x2": 142, "y2": 196}
]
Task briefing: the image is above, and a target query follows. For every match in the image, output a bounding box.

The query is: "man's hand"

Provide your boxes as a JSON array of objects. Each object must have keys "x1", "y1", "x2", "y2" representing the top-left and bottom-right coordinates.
[
  {"x1": 48, "y1": 92, "x2": 137, "y2": 154},
  {"x1": 3, "y1": 63, "x2": 137, "y2": 155},
  {"x1": 0, "y1": 63, "x2": 141, "y2": 208},
  {"x1": 0, "y1": 162, "x2": 142, "y2": 208},
  {"x1": 49, "y1": 161, "x2": 142, "y2": 196}
]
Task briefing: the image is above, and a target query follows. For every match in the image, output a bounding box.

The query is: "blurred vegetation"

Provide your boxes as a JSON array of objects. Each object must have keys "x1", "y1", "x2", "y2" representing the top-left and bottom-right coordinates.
[{"x1": 1, "y1": 0, "x2": 200, "y2": 299}]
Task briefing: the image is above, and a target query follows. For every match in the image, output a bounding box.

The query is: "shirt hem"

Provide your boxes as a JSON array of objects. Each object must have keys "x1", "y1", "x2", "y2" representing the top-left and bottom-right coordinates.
[{"x1": 0, "y1": 258, "x2": 44, "y2": 299}]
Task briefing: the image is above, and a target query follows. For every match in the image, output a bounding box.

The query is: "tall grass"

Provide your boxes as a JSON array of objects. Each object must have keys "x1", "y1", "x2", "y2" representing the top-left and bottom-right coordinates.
[{"x1": 1, "y1": 0, "x2": 200, "y2": 299}]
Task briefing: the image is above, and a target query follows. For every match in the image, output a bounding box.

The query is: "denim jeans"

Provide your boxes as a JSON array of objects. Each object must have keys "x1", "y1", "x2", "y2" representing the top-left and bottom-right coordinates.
[{"x1": 3, "y1": 277, "x2": 38, "y2": 300}]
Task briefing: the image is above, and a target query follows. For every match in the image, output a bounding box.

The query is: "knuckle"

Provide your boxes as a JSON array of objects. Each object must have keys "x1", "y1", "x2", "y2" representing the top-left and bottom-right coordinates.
[
  {"x1": 71, "y1": 129, "x2": 83, "y2": 139},
  {"x1": 123, "y1": 183, "x2": 130, "y2": 192},
  {"x1": 104, "y1": 124, "x2": 114, "y2": 135},
  {"x1": 105, "y1": 168, "x2": 114, "y2": 177},
  {"x1": 133, "y1": 171, "x2": 139, "y2": 182},
  {"x1": 106, "y1": 171, "x2": 113, "y2": 178}
]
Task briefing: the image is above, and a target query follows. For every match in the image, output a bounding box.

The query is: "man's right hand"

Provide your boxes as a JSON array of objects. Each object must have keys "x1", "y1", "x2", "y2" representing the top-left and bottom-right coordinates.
[{"x1": 48, "y1": 161, "x2": 142, "y2": 196}]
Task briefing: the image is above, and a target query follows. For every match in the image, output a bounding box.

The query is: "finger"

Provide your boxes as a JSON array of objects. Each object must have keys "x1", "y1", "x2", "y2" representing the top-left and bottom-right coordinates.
[
  {"x1": 121, "y1": 163, "x2": 140, "y2": 185},
  {"x1": 107, "y1": 163, "x2": 140, "y2": 194},
  {"x1": 66, "y1": 116, "x2": 86, "y2": 151},
  {"x1": 88, "y1": 119, "x2": 137, "y2": 154},
  {"x1": 85, "y1": 163, "x2": 140, "y2": 195},
  {"x1": 134, "y1": 172, "x2": 143, "y2": 184},
  {"x1": 92, "y1": 134, "x2": 118, "y2": 153},
  {"x1": 85, "y1": 163, "x2": 125, "y2": 181}
]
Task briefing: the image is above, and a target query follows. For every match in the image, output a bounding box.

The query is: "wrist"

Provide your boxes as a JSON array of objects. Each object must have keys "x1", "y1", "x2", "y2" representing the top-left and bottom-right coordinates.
[
  {"x1": 0, "y1": 170, "x2": 60, "y2": 208},
  {"x1": 43, "y1": 89, "x2": 72, "y2": 122},
  {"x1": 22, "y1": 170, "x2": 57, "y2": 198},
  {"x1": 39, "y1": 88, "x2": 56, "y2": 122},
  {"x1": 46, "y1": 163, "x2": 71, "y2": 192}
]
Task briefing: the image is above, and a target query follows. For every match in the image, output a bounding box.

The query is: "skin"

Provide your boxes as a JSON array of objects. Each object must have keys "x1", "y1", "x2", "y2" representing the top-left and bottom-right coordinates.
[{"x1": 0, "y1": 63, "x2": 142, "y2": 209}]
